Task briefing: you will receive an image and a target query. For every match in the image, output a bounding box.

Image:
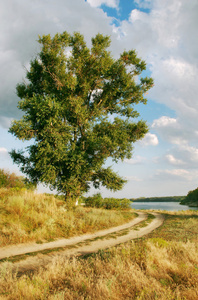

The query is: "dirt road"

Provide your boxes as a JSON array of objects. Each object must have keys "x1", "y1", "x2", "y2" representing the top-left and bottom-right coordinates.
[{"x1": 0, "y1": 212, "x2": 164, "y2": 275}]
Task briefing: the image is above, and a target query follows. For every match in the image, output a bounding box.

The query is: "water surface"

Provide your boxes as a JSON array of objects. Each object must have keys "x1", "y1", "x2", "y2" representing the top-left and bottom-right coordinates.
[{"x1": 131, "y1": 202, "x2": 197, "y2": 211}]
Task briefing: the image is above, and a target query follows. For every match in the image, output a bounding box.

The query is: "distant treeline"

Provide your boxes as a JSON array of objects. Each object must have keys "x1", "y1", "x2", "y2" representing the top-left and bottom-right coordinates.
[{"x1": 131, "y1": 196, "x2": 185, "y2": 202}]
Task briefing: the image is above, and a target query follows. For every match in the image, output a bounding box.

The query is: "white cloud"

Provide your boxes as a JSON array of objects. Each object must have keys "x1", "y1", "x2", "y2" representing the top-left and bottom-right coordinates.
[
  {"x1": 124, "y1": 175, "x2": 142, "y2": 182},
  {"x1": 86, "y1": 0, "x2": 119, "y2": 8},
  {"x1": 129, "y1": 9, "x2": 148, "y2": 23},
  {"x1": 115, "y1": 0, "x2": 198, "y2": 150},
  {"x1": 139, "y1": 133, "x2": 159, "y2": 146},
  {"x1": 0, "y1": 117, "x2": 13, "y2": 129},
  {"x1": 90, "y1": 89, "x2": 103, "y2": 102},
  {"x1": 166, "y1": 145, "x2": 198, "y2": 169},
  {"x1": 0, "y1": 147, "x2": 9, "y2": 162},
  {"x1": 155, "y1": 168, "x2": 191, "y2": 181},
  {"x1": 165, "y1": 154, "x2": 184, "y2": 166},
  {"x1": 134, "y1": 0, "x2": 152, "y2": 9},
  {"x1": 150, "y1": 57, "x2": 198, "y2": 117},
  {"x1": 152, "y1": 116, "x2": 177, "y2": 128},
  {"x1": 0, "y1": 147, "x2": 8, "y2": 154},
  {"x1": 167, "y1": 169, "x2": 189, "y2": 178},
  {"x1": 151, "y1": 116, "x2": 188, "y2": 145},
  {"x1": 124, "y1": 155, "x2": 146, "y2": 165}
]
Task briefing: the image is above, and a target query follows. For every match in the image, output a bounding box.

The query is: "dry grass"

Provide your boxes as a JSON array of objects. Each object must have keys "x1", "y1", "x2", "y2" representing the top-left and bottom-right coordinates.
[
  {"x1": 146, "y1": 209, "x2": 198, "y2": 243},
  {"x1": 0, "y1": 237, "x2": 197, "y2": 299},
  {"x1": 0, "y1": 195, "x2": 197, "y2": 299},
  {"x1": 0, "y1": 189, "x2": 135, "y2": 246}
]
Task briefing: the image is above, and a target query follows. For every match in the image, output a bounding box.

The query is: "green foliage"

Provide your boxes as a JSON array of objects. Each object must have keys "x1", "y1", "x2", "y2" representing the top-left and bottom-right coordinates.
[
  {"x1": 103, "y1": 197, "x2": 131, "y2": 210},
  {"x1": 9, "y1": 31, "x2": 153, "y2": 203},
  {"x1": 181, "y1": 187, "x2": 198, "y2": 206},
  {"x1": 84, "y1": 193, "x2": 103, "y2": 208},
  {"x1": 84, "y1": 193, "x2": 131, "y2": 210},
  {"x1": 0, "y1": 169, "x2": 36, "y2": 190}
]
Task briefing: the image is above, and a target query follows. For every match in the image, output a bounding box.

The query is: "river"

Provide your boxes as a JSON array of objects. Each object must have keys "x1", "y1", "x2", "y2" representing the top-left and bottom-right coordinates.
[{"x1": 131, "y1": 202, "x2": 198, "y2": 211}]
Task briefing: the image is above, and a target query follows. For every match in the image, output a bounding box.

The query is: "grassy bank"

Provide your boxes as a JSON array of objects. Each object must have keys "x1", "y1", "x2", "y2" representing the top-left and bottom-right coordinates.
[
  {"x1": 0, "y1": 188, "x2": 135, "y2": 247},
  {"x1": 0, "y1": 209, "x2": 197, "y2": 299}
]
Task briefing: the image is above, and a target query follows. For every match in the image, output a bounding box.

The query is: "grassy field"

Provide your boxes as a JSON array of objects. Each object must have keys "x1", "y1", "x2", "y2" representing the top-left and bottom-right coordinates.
[
  {"x1": 0, "y1": 188, "x2": 135, "y2": 247},
  {"x1": 0, "y1": 190, "x2": 198, "y2": 299}
]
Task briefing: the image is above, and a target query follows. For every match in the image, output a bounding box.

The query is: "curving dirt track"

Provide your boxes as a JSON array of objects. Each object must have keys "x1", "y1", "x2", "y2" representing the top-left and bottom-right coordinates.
[{"x1": 0, "y1": 212, "x2": 164, "y2": 275}]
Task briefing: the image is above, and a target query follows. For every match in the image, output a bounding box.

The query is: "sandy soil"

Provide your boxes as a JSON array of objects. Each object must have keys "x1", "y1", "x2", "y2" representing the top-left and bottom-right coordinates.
[{"x1": 0, "y1": 212, "x2": 164, "y2": 275}]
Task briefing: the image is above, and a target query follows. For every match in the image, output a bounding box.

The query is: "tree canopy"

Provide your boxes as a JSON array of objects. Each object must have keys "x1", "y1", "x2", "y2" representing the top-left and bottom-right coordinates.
[
  {"x1": 180, "y1": 187, "x2": 198, "y2": 207},
  {"x1": 9, "y1": 31, "x2": 153, "y2": 203}
]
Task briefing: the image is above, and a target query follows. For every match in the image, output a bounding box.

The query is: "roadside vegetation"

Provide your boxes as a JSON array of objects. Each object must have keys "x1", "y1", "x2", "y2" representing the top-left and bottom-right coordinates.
[
  {"x1": 0, "y1": 169, "x2": 135, "y2": 247},
  {"x1": 0, "y1": 188, "x2": 135, "y2": 247},
  {"x1": 0, "y1": 210, "x2": 197, "y2": 299},
  {"x1": 0, "y1": 169, "x2": 35, "y2": 190}
]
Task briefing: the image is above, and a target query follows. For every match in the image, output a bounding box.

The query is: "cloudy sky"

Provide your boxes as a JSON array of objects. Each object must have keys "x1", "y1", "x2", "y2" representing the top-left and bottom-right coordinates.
[{"x1": 0, "y1": 0, "x2": 198, "y2": 198}]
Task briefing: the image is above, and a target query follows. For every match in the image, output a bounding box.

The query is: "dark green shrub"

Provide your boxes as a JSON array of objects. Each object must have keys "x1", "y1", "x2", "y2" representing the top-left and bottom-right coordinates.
[
  {"x1": 84, "y1": 194, "x2": 131, "y2": 210},
  {"x1": 103, "y1": 198, "x2": 120, "y2": 209},
  {"x1": 119, "y1": 198, "x2": 131, "y2": 209},
  {"x1": 103, "y1": 197, "x2": 131, "y2": 209},
  {"x1": 84, "y1": 193, "x2": 103, "y2": 208}
]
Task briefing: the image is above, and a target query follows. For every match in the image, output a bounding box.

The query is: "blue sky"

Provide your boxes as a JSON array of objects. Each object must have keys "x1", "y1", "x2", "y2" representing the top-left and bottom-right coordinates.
[{"x1": 0, "y1": 0, "x2": 198, "y2": 198}]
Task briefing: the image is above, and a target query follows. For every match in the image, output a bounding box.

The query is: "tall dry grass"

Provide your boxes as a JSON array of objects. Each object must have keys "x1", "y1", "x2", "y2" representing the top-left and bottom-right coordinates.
[
  {"x1": 0, "y1": 188, "x2": 135, "y2": 246},
  {"x1": 0, "y1": 238, "x2": 197, "y2": 299},
  {"x1": 0, "y1": 194, "x2": 197, "y2": 299}
]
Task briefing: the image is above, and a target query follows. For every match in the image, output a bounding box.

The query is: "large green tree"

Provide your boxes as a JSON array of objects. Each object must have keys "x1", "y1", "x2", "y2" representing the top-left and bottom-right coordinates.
[{"x1": 9, "y1": 32, "x2": 153, "y2": 203}]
